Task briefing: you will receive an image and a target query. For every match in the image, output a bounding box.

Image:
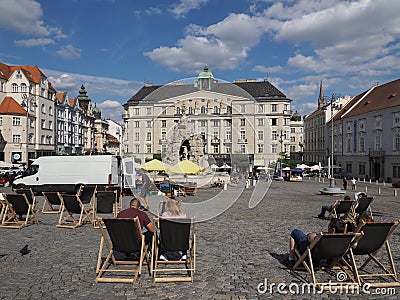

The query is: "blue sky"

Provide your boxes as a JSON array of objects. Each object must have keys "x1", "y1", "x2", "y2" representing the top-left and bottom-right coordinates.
[{"x1": 1, "y1": 0, "x2": 400, "y2": 121}]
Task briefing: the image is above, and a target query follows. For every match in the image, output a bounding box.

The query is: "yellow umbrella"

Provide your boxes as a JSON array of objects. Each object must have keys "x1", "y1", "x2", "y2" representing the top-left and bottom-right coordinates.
[
  {"x1": 144, "y1": 159, "x2": 168, "y2": 171},
  {"x1": 168, "y1": 160, "x2": 203, "y2": 174}
]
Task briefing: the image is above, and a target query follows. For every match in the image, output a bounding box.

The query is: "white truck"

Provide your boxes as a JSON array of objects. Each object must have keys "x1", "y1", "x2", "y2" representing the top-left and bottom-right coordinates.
[{"x1": 12, "y1": 155, "x2": 136, "y2": 194}]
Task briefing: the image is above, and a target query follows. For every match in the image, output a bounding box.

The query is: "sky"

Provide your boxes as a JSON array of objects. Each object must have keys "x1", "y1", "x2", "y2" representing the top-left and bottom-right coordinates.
[{"x1": 1, "y1": 0, "x2": 400, "y2": 121}]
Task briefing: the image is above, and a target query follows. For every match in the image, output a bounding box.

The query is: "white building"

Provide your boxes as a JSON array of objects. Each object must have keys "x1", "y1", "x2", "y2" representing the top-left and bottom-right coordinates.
[
  {"x1": 123, "y1": 66, "x2": 293, "y2": 171},
  {"x1": 107, "y1": 119, "x2": 123, "y2": 156},
  {"x1": 332, "y1": 79, "x2": 400, "y2": 182}
]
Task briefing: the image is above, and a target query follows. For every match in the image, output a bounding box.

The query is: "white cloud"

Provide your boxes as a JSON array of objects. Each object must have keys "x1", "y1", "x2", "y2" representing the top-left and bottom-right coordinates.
[
  {"x1": 44, "y1": 68, "x2": 142, "y2": 100},
  {"x1": 97, "y1": 100, "x2": 124, "y2": 120},
  {"x1": 169, "y1": 0, "x2": 209, "y2": 18},
  {"x1": 56, "y1": 45, "x2": 82, "y2": 60},
  {"x1": 291, "y1": 101, "x2": 318, "y2": 117},
  {"x1": 14, "y1": 38, "x2": 54, "y2": 47}
]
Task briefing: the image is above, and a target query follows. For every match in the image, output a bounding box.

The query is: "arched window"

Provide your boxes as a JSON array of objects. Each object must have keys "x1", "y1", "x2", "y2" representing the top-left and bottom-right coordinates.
[
  {"x1": 12, "y1": 83, "x2": 18, "y2": 92},
  {"x1": 176, "y1": 107, "x2": 181, "y2": 115},
  {"x1": 188, "y1": 107, "x2": 193, "y2": 115},
  {"x1": 20, "y1": 83, "x2": 27, "y2": 92},
  {"x1": 41, "y1": 104, "x2": 46, "y2": 113},
  {"x1": 41, "y1": 135, "x2": 46, "y2": 144},
  {"x1": 200, "y1": 106, "x2": 206, "y2": 114},
  {"x1": 49, "y1": 106, "x2": 53, "y2": 115},
  {"x1": 213, "y1": 106, "x2": 219, "y2": 114}
]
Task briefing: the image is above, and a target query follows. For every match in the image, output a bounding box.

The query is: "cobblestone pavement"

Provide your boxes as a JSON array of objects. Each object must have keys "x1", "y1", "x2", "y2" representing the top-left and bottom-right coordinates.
[{"x1": 0, "y1": 179, "x2": 399, "y2": 299}]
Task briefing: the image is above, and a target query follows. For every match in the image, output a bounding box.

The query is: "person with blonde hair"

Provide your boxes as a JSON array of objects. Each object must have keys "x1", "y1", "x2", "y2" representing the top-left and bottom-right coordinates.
[{"x1": 161, "y1": 198, "x2": 186, "y2": 218}]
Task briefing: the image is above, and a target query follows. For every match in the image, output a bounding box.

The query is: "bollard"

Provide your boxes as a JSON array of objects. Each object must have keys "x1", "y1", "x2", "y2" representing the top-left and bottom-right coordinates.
[
  {"x1": 246, "y1": 180, "x2": 249, "y2": 189},
  {"x1": 322, "y1": 178, "x2": 324, "y2": 183},
  {"x1": 363, "y1": 178, "x2": 365, "y2": 183},
  {"x1": 365, "y1": 186, "x2": 368, "y2": 193},
  {"x1": 383, "y1": 181, "x2": 385, "y2": 186},
  {"x1": 224, "y1": 182, "x2": 227, "y2": 190},
  {"x1": 376, "y1": 180, "x2": 378, "y2": 185},
  {"x1": 369, "y1": 179, "x2": 372, "y2": 184},
  {"x1": 378, "y1": 187, "x2": 381, "y2": 195},
  {"x1": 395, "y1": 189, "x2": 398, "y2": 197}
]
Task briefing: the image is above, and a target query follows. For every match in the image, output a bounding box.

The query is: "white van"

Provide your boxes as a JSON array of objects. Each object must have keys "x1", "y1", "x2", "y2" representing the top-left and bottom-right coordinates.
[{"x1": 12, "y1": 155, "x2": 130, "y2": 193}]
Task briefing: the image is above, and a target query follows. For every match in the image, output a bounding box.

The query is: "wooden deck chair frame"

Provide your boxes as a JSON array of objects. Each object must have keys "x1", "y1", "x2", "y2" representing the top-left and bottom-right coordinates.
[
  {"x1": 0, "y1": 194, "x2": 7, "y2": 223},
  {"x1": 0, "y1": 193, "x2": 38, "y2": 229},
  {"x1": 57, "y1": 194, "x2": 93, "y2": 229},
  {"x1": 151, "y1": 217, "x2": 196, "y2": 283},
  {"x1": 93, "y1": 191, "x2": 118, "y2": 228},
  {"x1": 79, "y1": 185, "x2": 97, "y2": 208},
  {"x1": 343, "y1": 221, "x2": 400, "y2": 288},
  {"x1": 292, "y1": 232, "x2": 362, "y2": 291},
  {"x1": 328, "y1": 200, "x2": 355, "y2": 219},
  {"x1": 42, "y1": 192, "x2": 63, "y2": 214},
  {"x1": 96, "y1": 217, "x2": 148, "y2": 284},
  {"x1": 105, "y1": 186, "x2": 122, "y2": 212}
]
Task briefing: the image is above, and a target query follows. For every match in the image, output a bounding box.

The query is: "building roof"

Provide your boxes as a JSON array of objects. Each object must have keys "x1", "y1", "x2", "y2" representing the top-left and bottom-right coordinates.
[
  {"x1": 333, "y1": 91, "x2": 367, "y2": 121},
  {"x1": 0, "y1": 61, "x2": 11, "y2": 80},
  {"x1": 9, "y1": 65, "x2": 46, "y2": 84},
  {"x1": 107, "y1": 134, "x2": 119, "y2": 144},
  {"x1": 339, "y1": 79, "x2": 400, "y2": 119},
  {"x1": 0, "y1": 97, "x2": 27, "y2": 115},
  {"x1": 125, "y1": 78, "x2": 288, "y2": 107}
]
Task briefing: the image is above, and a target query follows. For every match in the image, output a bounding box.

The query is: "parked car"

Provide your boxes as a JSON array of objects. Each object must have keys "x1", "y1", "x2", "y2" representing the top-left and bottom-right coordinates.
[
  {"x1": 0, "y1": 166, "x2": 20, "y2": 176},
  {"x1": 0, "y1": 174, "x2": 16, "y2": 186},
  {"x1": 392, "y1": 181, "x2": 400, "y2": 188}
]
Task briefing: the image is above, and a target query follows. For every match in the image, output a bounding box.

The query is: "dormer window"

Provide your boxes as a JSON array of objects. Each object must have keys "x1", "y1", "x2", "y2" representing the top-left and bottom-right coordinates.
[{"x1": 16, "y1": 71, "x2": 22, "y2": 79}]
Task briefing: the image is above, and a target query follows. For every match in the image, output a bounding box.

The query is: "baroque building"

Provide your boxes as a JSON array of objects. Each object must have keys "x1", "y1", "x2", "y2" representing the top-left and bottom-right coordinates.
[{"x1": 123, "y1": 66, "x2": 293, "y2": 170}]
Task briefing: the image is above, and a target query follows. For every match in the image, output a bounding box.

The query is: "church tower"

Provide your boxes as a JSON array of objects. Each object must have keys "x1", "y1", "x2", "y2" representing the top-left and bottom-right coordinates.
[{"x1": 318, "y1": 80, "x2": 324, "y2": 109}]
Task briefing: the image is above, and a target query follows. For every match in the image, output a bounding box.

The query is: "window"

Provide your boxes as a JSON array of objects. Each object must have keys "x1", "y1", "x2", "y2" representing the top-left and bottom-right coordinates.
[
  {"x1": 134, "y1": 108, "x2": 140, "y2": 115},
  {"x1": 258, "y1": 104, "x2": 264, "y2": 113},
  {"x1": 213, "y1": 106, "x2": 219, "y2": 114},
  {"x1": 199, "y1": 120, "x2": 206, "y2": 127},
  {"x1": 162, "y1": 145, "x2": 167, "y2": 153},
  {"x1": 272, "y1": 130, "x2": 277, "y2": 140},
  {"x1": 240, "y1": 119, "x2": 246, "y2": 126},
  {"x1": 240, "y1": 104, "x2": 246, "y2": 113},
  {"x1": 161, "y1": 108, "x2": 167, "y2": 115},
  {"x1": 49, "y1": 106, "x2": 53, "y2": 115},
  {"x1": 12, "y1": 83, "x2": 18, "y2": 92},
  {"x1": 161, "y1": 120, "x2": 167, "y2": 128},
  {"x1": 146, "y1": 121, "x2": 152, "y2": 128},
  {"x1": 346, "y1": 163, "x2": 352, "y2": 173},
  {"x1": 290, "y1": 137, "x2": 295, "y2": 143},
  {"x1": 258, "y1": 131, "x2": 263, "y2": 140},
  {"x1": 240, "y1": 130, "x2": 246, "y2": 140},
  {"x1": 49, "y1": 120, "x2": 53, "y2": 130},
  {"x1": 41, "y1": 120, "x2": 46, "y2": 129},
  {"x1": 225, "y1": 144, "x2": 232, "y2": 153},
  {"x1": 20, "y1": 83, "x2": 27, "y2": 92},
  {"x1": 212, "y1": 120, "x2": 220, "y2": 127},
  {"x1": 213, "y1": 131, "x2": 218, "y2": 139},
  {"x1": 224, "y1": 119, "x2": 231, "y2": 127},
  {"x1": 135, "y1": 144, "x2": 140, "y2": 153},
  {"x1": 176, "y1": 107, "x2": 181, "y2": 115},
  {"x1": 134, "y1": 121, "x2": 140, "y2": 128},
  {"x1": 271, "y1": 104, "x2": 277, "y2": 112},
  {"x1": 359, "y1": 137, "x2": 365, "y2": 152},
  {"x1": 227, "y1": 106, "x2": 232, "y2": 114},
  {"x1": 13, "y1": 135, "x2": 21, "y2": 143},
  {"x1": 272, "y1": 144, "x2": 277, "y2": 153},
  {"x1": 375, "y1": 135, "x2": 381, "y2": 150},
  {"x1": 135, "y1": 132, "x2": 140, "y2": 141},
  {"x1": 146, "y1": 108, "x2": 151, "y2": 115},
  {"x1": 41, "y1": 104, "x2": 46, "y2": 114},
  {"x1": 291, "y1": 128, "x2": 295, "y2": 133},
  {"x1": 395, "y1": 134, "x2": 400, "y2": 151},
  {"x1": 257, "y1": 118, "x2": 264, "y2": 126},
  {"x1": 240, "y1": 145, "x2": 246, "y2": 153},
  {"x1": 200, "y1": 106, "x2": 206, "y2": 114},
  {"x1": 393, "y1": 166, "x2": 400, "y2": 178},
  {"x1": 188, "y1": 107, "x2": 193, "y2": 115},
  {"x1": 16, "y1": 71, "x2": 22, "y2": 79},
  {"x1": 226, "y1": 131, "x2": 231, "y2": 141},
  {"x1": 290, "y1": 145, "x2": 296, "y2": 152},
  {"x1": 146, "y1": 132, "x2": 151, "y2": 141},
  {"x1": 359, "y1": 164, "x2": 365, "y2": 175},
  {"x1": 12, "y1": 117, "x2": 21, "y2": 126},
  {"x1": 258, "y1": 144, "x2": 264, "y2": 153},
  {"x1": 271, "y1": 118, "x2": 277, "y2": 126},
  {"x1": 213, "y1": 144, "x2": 219, "y2": 153},
  {"x1": 146, "y1": 144, "x2": 152, "y2": 153},
  {"x1": 161, "y1": 131, "x2": 166, "y2": 140}
]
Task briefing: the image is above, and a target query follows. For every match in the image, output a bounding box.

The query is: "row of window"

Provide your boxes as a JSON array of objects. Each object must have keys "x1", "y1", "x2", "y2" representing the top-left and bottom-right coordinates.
[
  {"x1": 345, "y1": 164, "x2": 400, "y2": 179},
  {"x1": 11, "y1": 134, "x2": 53, "y2": 144}
]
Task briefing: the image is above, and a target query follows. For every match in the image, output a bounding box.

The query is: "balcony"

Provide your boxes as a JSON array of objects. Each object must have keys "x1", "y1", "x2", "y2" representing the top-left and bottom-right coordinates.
[
  {"x1": 237, "y1": 139, "x2": 247, "y2": 143},
  {"x1": 211, "y1": 139, "x2": 220, "y2": 144},
  {"x1": 369, "y1": 149, "x2": 385, "y2": 157},
  {"x1": 159, "y1": 139, "x2": 167, "y2": 145},
  {"x1": 224, "y1": 139, "x2": 232, "y2": 143}
]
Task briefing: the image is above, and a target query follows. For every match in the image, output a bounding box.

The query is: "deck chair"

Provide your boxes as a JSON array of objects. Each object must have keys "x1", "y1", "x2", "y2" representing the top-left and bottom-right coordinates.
[
  {"x1": 79, "y1": 185, "x2": 97, "y2": 207},
  {"x1": 105, "y1": 186, "x2": 122, "y2": 212},
  {"x1": 152, "y1": 217, "x2": 196, "y2": 283},
  {"x1": 0, "y1": 193, "x2": 38, "y2": 229},
  {"x1": 293, "y1": 232, "x2": 362, "y2": 291},
  {"x1": 328, "y1": 200, "x2": 355, "y2": 219},
  {"x1": 57, "y1": 194, "x2": 93, "y2": 229},
  {"x1": 15, "y1": 188, "x2": 37, "y2": 211},
  {"x1": 42, "y1": 192, "x2": 62, "y2": 214},
  {"x1": 0, "y1": 193, "x2": 6, "y2": 223},
  {"x1": 96, "y1": 218, "x2": 148, "y2": 284},
  {"x1": 93, "y1": 191, "x2": 118, "y2": 228},
  {"x1": 345, "y1": 221, "x2": 400, "y2": 288},
  {"x1": 351, "y1": 197, "x2": 374, "y2": 220}
]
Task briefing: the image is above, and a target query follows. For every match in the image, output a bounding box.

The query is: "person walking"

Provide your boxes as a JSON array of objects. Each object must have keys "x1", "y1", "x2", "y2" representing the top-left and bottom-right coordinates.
[
  {"x1": 351, "y1": 177, "x2": 357, "y2": 190},
  {"x1": 343, "y1": 177, "x2": 348, "y2": 190},
  {"x1": 139, "y1": 168, "x2": 151, "y2": 210}
]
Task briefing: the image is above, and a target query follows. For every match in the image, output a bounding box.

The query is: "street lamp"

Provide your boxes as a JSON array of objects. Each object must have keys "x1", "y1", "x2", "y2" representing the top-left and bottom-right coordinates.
[
  {"x1": 320, "y1": 94, "x2": 345, "y2": 194},
  {"x1": 21, "y1": 94, "x2": 37, "y2": 164},
  {"x1": 278, "y1": 129, "x2": 284, "y2": 178}
]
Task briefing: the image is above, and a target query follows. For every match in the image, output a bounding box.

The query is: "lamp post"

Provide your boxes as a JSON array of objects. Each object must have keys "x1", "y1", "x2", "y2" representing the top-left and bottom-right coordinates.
[
  {"x1": 21, "y1": 94, "x2": 37, "y2": 164},
  {"x1": 320, "y1": 94, "x2": 345, "y2": 194},
  {"x1": 278, "y1": 129, "x2": 284, "y2": 178}
]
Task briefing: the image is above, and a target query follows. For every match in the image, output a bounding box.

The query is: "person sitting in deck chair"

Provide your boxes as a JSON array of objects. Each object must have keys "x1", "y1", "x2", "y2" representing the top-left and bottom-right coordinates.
[
  {"x1": 288, "y1": 218, "x2": 345, "y2": 264},
  {"x1": 317, "y1": 195, "x2": 351, "y2": 219}
]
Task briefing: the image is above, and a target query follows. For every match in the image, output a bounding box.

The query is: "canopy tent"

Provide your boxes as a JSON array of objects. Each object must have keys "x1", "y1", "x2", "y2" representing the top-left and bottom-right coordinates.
[
  {"x1": 296, "y1": 164, "x2": 310, "y2": 170},
  {"x1": 168, "y1": 160, "x2": 203, "y2": 175},
  {"x1": 219, "y1": 163, "x2": 231, "y2": 169},
  {"x1": 322, "y1": 165, "x2": 342, "y2": 169},
  {"x1": 282, "y1": 167, "x2": 291, "y2": 171},
  {"x1": 144, "y1": 159, "x2": 169, "y2": 171},
  {"x1": 256, "y1": 166, "x2": 273, "y2": 170},
  {"x1": 210, "y1": 164, "x2": 219, "y2": 170},
  {"x1": 310, "y1": 164, "x2": 321, "y2": 171}
]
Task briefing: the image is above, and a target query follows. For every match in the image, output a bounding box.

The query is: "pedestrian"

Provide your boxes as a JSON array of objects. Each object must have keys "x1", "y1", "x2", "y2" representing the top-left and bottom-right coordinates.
[
  {"x1": 343, "y1": 177, "x2": 348, "y2": 190},
  {"x1": 351, "y1": 177, "x2": 357, "y2": 190}
]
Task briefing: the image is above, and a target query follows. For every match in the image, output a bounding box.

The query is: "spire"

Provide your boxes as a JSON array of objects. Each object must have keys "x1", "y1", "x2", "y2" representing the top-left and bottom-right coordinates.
[{"x1": 318, "y1": 80, "x2": 324, "y2": 109}]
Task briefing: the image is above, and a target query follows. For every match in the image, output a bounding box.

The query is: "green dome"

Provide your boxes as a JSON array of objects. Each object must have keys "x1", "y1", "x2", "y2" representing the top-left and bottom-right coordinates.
[
  {"x1": 92, "y1": 103, "x2": 101, "y2": 119},
  {"x1": 291, "y1": 111, "x2": 302, "y2": 122}
]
